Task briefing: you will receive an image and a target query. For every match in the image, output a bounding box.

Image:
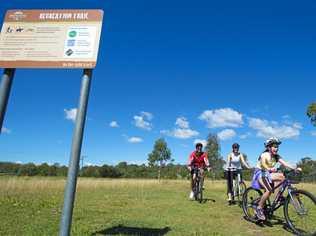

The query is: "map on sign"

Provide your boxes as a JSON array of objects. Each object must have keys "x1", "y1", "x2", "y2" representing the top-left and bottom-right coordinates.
[{"x1": 0, "y1": 9, "x2": 103, "y2": 68}]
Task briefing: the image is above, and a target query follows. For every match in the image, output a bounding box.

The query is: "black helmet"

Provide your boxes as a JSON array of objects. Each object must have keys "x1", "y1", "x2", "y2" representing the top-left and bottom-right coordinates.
[
  {"x1": 195, "y1": 142, "x2": 203, "y2": 149},
  {"x1": 232, "y1": 143, "x2": 240, "y2": 149}
]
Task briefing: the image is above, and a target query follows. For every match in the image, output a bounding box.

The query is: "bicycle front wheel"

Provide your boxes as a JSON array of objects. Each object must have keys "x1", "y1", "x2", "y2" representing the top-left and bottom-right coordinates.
[
  {"x1": 197, "y1": 178, "x2": 203, "y2": 203},
  {"x1": 193, "y1": 180, "x2": 199, "y2": 201},
  {"x1": 284, "y1": 189, "x2": 316, "y2": 236},
  {"x1": 237, "y1": 181, "x2": 247, "y2": 202}
]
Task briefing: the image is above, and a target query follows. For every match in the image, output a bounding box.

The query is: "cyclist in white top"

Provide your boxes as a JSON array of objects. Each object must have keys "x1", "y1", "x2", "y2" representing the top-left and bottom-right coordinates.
[{"x1": 226, "y1": 143, "x2": 251, "y2": 204}]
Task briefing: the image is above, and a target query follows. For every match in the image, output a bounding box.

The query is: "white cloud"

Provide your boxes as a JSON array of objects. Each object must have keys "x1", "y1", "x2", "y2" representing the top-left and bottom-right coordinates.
[
  {"x1": 239, "y1": 132, "x2": 251, "y2": 139},
  {"x1": 161, "y1": 128, "x2": 199, "y2": 139},
  {"x1": 161, "y1": 117, "x2": 199, "y2": 139},
  {"x1": 282, "y1": 115, "x2": 291, "y2": 120},
  {"x1": 109, "y1": 121, "x2": 119, "y2": 128},
  {"x1": 140, "y1": 111, "x2": 153, "y2": 120},
  {"x1": 175, "y1": 117, "x2": 189, "y2": 129},
  {"x1": 84, "y1": 162, "x2": 95, "y2": 166},
  {"x1": 128, "y1": 136, "x2": 143, "y2": 143},
  {"x1": 133, "y1": 111, "x2": 153, "y2": 130},
  {"x1": 64, "y1": 108, "x2": 77, "y2": 122},
  {"x1": 217, "y1": 129, "x2": 236, "y2": 141},
  {"x1": 248, "y1": 117, "x2": 302, "y2": 139},
  {"x1": 1, "y1": 127, "x2": 11, "y2": 134},
  {"x1": 129, "y1": 160, "x2": 146, "y2": 165},
  {"x1": 193, "y1": 139, "x2": 207, "y2": 147},
  {"x1": 311, "y1": 131, "x2": 316, "y2": 137},
  {"x1": 199, "y1": 108, "x2": 243, "y2": 128}
]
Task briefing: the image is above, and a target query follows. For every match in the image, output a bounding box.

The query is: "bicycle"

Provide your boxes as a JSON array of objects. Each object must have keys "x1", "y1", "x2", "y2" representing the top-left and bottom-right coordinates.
[
  {"x1": 227, "y1": 167, "x2": 247, "y2": 204},
  {"x1": 192, "y1": 166, "x2": 205, "y2": 203},
  {"x1": 242, "y1": 169, "x2": 316, "y2": 235}
]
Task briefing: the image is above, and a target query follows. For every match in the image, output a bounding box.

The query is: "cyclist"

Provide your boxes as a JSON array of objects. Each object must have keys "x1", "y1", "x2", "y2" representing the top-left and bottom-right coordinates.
[
  {"x1": 225, "y1": 143, "x2": 251, "y2": 204},
  {"x1": 251, "y1": 137, "x2": 301, "y2": 220},
  {"x1": 187, "y1": 142, "x2": 211, "y2": 200}
]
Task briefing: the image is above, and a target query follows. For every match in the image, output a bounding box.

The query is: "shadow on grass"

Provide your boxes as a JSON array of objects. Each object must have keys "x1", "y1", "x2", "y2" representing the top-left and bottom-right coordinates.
[
  {"x1": 244, "y1": 215, "x2": 296, "y2": 234},
  {"x1": 200, "y1": 198, "x2": 216, "y2": 204},
  {"x1": 92, "y1": 225, "x2": 171, "y2": 236}
]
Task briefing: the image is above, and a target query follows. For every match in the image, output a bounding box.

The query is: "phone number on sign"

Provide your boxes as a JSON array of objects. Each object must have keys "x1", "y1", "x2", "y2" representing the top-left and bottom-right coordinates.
[{"x1": 62, "y1": 62, "x2": 94, "y2": 68}]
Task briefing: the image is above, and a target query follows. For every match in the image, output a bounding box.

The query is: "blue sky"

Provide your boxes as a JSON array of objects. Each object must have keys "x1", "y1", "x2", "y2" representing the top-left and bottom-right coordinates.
[{"x1": 0, "y1": 0, "x2": 315, "y2": 167}]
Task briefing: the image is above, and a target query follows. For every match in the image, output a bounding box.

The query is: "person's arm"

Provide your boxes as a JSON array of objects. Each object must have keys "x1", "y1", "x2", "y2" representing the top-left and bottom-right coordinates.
[
  {"x1": 187, "y1": 152, "x2": 194, "y2": 170},
  {"x1": 203, "y1": 153, "x2": 211, "y2": 170},
  {"x1": 278, "y1": 158, "x2": 296, "y2": 170},
  {"x1": 240, "y1": 154, "x2": 251, "y2": 169},
  {"x1": 227, "y1": 153, "x2": 232, "y2": 168}
]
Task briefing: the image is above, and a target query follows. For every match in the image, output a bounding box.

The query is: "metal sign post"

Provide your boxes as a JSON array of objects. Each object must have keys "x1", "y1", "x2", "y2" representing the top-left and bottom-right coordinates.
[
  {"x1": 0, "y1": 68, "x2": 15, "y2": 133},
  {"x1": 59, "y1": 69, "x2": 93, "y2": 236},
  {"x1": 0, "y1": 9, "x2": 103, "y2": 235}
]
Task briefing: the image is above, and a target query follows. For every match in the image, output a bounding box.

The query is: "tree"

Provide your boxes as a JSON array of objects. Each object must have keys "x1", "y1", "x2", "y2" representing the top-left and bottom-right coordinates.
[
  {"x1": 17, "y1": 163, "x2": 38, "y2": 176},
  {"x1": 148, "y1": 138, "x2": 172, "y2": 180},
  {"x1": 307, "y1": 102, "x2": 316, "y2": 126},
  {"x1": 297, "y1": 157, "x2": 316, "y2": 177},
  {"x1": 205, "y1": 133, "x2": 225, "y2": 179}
]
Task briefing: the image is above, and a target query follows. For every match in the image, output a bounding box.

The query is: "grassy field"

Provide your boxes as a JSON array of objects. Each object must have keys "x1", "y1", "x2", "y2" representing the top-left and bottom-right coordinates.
[{"x1": 0, "y1": 177, "x2": 315, "y2": 236}]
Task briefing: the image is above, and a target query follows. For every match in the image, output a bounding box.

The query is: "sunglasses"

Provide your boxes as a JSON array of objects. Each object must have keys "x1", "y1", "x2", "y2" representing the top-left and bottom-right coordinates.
[{"x1": 271, "y1": 144, "x2": 279, "y2": 148}]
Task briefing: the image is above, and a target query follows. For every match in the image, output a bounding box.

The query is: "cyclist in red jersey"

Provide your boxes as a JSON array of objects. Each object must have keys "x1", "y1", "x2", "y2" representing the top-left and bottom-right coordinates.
[{"x1": 187, "y1": 142, "x2": 211, "y2": 199}]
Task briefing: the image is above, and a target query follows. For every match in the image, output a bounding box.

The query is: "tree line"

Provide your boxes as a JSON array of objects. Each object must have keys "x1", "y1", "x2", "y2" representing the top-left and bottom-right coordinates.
[
  {"x1": 1, "y1": 132, "x2": 315, "y2": 182},
  {"x1": 0, "y1": 158, "x2": 315, "y2": 182},
  {"x1": 0, "y1": 161, "x2": 190, "y2": 179}
]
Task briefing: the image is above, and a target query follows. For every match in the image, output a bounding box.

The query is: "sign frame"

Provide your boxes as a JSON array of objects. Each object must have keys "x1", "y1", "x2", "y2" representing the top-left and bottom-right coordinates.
[
  {"x1": 0, "y1": 9, "x2": 103, "y2": 68},
  {"x1": 0, "y1": 9, "x2": 104, "y2": 236}
]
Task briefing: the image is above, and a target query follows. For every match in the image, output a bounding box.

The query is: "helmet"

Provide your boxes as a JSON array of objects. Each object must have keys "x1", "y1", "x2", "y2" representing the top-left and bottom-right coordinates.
[
  {"x1": 195, "y1": 142, "x2": 203, "y2": 149},
  {"x1": 232, "y1": 143, "x2": 240, "y2": 149},
  {"x1": 264, "y1": 137, "x2": 281, "y2": 147}
]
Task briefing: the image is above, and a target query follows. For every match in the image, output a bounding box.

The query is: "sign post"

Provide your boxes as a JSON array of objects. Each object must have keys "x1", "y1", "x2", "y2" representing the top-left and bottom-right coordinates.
[
  {"x1": 0, "y1": 68, "x2": 15, "y2": 132},
  {"x1": 60, "y1": 69, "x2": 93, "y2": 236},
  {"x1": 0, "y1": 9, "x2": 103, "y2": 235}
]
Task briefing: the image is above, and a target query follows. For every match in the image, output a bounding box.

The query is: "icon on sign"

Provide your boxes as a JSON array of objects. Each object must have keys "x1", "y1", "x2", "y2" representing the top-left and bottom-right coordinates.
[
  {"x1": 65, "y1": 49, "x2": 74, "y2": 56},
  {"x1": 67, "y1": 40, "x2": 76, "y2": 47},
  {"x1": 16, "y1": 27, "x2": 24, "y2": 32},
  {"x1": 68, "y1": 31, "x2": 77, "y2": 38},
  {"x1": 6, "y1": 27, "x2": 13, "y2": 33}
]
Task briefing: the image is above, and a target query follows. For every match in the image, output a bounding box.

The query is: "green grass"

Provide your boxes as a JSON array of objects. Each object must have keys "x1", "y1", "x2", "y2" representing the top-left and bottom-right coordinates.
[{"x1": 0, "y1": 177, "x2": 315, "y2": 235}]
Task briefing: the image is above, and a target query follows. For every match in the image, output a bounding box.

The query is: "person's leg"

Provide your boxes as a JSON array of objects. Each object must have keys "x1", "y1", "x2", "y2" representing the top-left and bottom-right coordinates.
[
  {"x1": 232, "y1": 170, "x2": 238, "y2": 202},
  {"x1": 256, "y1": 177, "x2": 271, "y2": 220},
  {"x1": 200, "y1": 168, "x2": 205, "y2": 186},
  {"x1": 239, "y1": 170, "x2": 243, "y2": 182},
  {"x1": 270, "y1": 172, "x2": 285, "y2": 196},
  {"x1": 226, "y1": 171, "x2": 230, "y2": 195},
  {"x1": 189, "y1": 170, "x2": 195, "y2": 199},
  {"x1": 258, "y1": 178, "x2": 271, "y2": 208},
  {"x1": 227, "y1": 170, "x2": 233, "y2": 202}
]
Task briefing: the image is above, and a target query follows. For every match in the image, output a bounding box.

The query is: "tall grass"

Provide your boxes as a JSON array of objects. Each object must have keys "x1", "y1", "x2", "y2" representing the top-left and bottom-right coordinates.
[{"x1": 0, "y1": 177, "x2": 315, "y2": 235}]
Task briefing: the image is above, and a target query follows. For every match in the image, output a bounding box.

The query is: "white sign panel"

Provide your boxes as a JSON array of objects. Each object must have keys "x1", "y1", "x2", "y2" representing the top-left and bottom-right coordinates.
[{"x1": 0, "y1": 9, "x2": 103, "y2": 68}]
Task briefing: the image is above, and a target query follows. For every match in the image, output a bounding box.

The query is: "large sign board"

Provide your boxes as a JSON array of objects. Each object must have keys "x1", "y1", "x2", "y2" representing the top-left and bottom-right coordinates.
[{"x1": 0, "y1": 9, "x2": 103, "y2": 68}]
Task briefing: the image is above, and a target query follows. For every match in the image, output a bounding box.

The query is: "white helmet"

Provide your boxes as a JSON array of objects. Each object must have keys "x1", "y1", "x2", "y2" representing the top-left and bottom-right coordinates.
[{"x1": 264, "y1": 137, "x2": 281, "y2": 147}]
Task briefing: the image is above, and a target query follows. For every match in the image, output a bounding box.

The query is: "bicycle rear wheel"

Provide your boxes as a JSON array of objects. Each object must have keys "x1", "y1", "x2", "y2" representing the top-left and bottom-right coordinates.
[
  {"x1": 242, "y1": 187, "x2": 262, "y2": 222},
  {"x1": 284, "y1": 189, "x2": 316, "y2": 236}
]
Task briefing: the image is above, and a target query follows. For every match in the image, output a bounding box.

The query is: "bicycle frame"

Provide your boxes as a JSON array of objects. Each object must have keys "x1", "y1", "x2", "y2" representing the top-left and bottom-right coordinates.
[
  {"x1": 264, "y1": 178, "x2": 296, "y2": 218},
  {"x1": 227, "y1": 168, "x2": 243, "y2": 197},
  {"x1": 192, "y1": 166, "x2": 204, "y2": 202},
  {"x1": 233, "y1": 171, "x2": 243, "y2": 196},
  {"x1": 192, "y1": 166, "x2": 203, "y2": 181}
]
